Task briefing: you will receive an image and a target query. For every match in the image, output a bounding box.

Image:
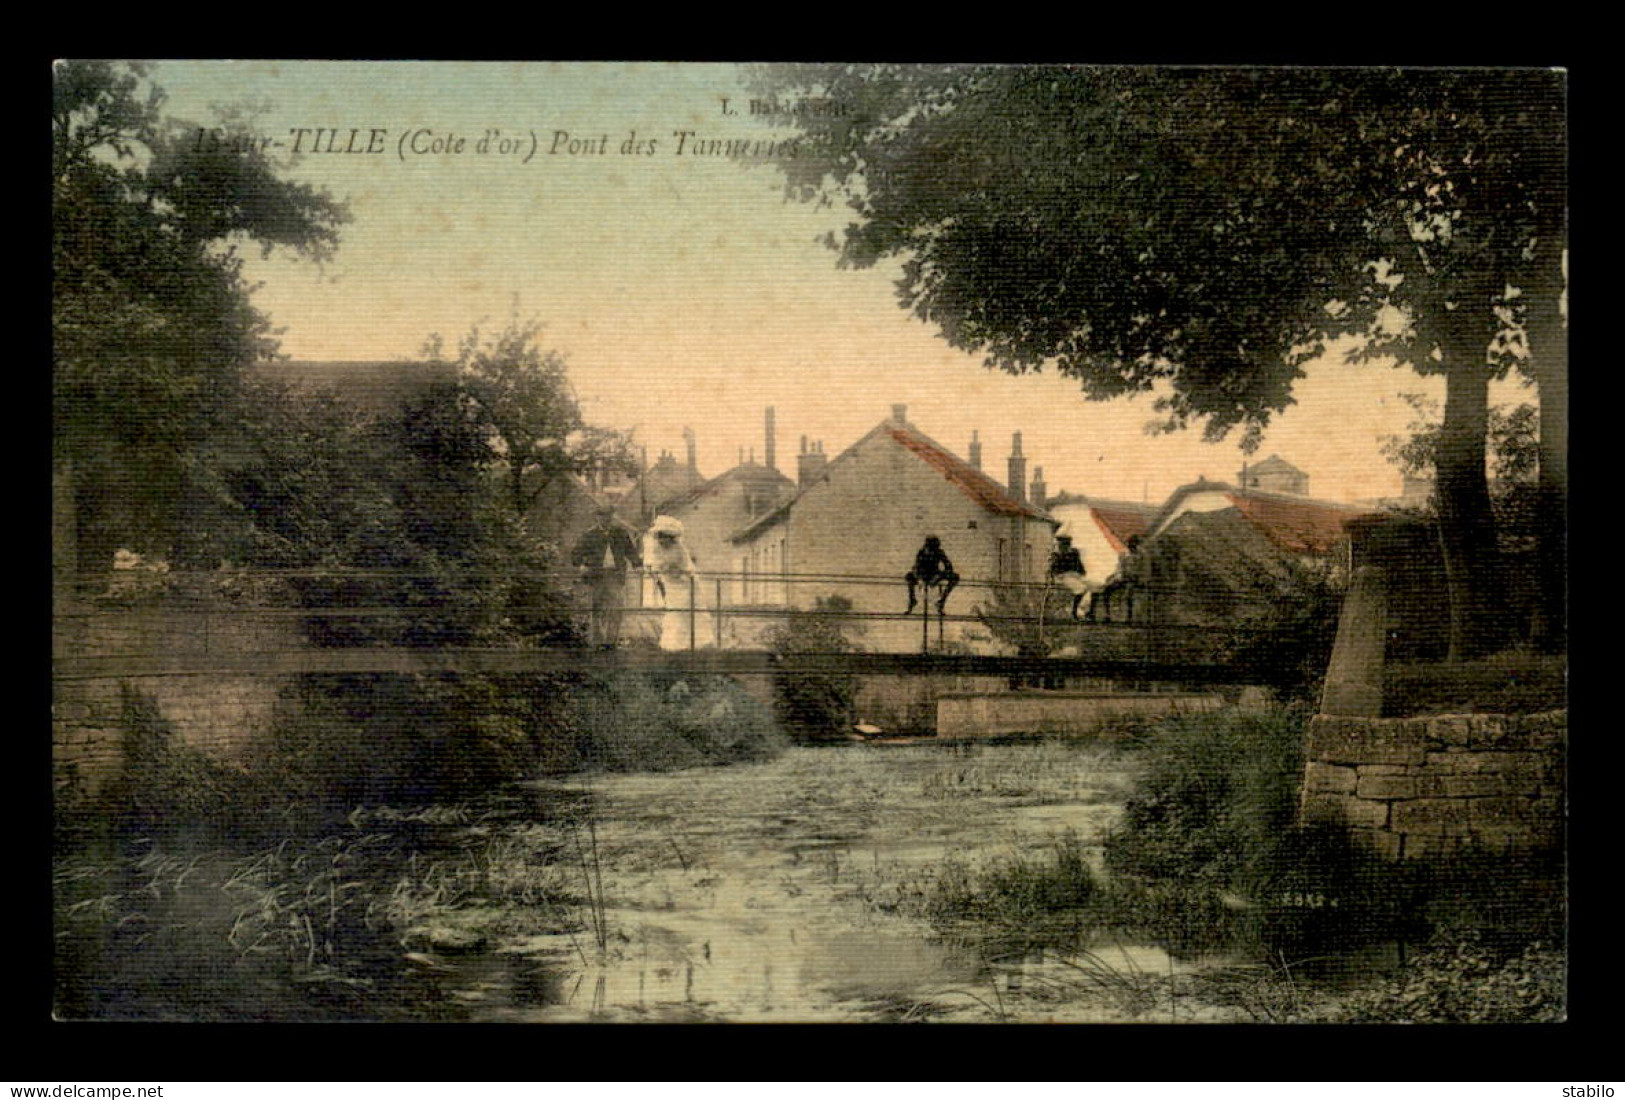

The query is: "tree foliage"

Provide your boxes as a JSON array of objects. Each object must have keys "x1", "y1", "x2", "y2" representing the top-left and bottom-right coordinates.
[
  {"x1": 1381, "y1": 394, "x2": 1539, "y2": 490},
  {"x1": 53, "y1": 60, "x2": 349, "y2": 571},
  {"x1": 751, "y1": 64, "x2": 1565, "y2": 657},
  {"x1": 429, "y1": 319, "x2": 635, "y2": 522},
  {"x1": 765, "y1": 596, "x2": 863, "y2": 739}
]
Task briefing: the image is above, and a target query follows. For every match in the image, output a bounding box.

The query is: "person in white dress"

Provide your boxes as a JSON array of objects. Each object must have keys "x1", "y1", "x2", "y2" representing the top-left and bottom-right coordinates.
[{"x1": 644, "y1": 515, "x2": 698, "y2": 650}]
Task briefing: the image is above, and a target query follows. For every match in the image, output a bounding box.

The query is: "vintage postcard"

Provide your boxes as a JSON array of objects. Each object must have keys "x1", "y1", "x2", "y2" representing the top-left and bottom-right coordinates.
[{"x1": 52, "y1": 61, "x2": 1566, "y2": 1025}]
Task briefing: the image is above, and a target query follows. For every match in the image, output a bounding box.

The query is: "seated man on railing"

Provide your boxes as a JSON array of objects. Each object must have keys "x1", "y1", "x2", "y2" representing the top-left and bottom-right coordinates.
[
  {"x1": 905, "y1": 535, "x2": 959, "y2": 614},
  {"x1": 1048, "y1": 534, "x2": 1092, "y2": 620}
]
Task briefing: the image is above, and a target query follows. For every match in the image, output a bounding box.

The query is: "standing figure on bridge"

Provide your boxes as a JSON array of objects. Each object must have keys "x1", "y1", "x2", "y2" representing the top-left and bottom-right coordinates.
[
  {"x1": 1048, "y1": 534, "x2": 1092, "y2": 620},
  {"x1": 645, "y1": 514, "x2": 698, "y2": 651},
  {"x1": 571, "y1": 504, "x2": 642, "y2": 649},
  {"x1": 905, "y1": 535, "x2": 959, "y2": 614}
]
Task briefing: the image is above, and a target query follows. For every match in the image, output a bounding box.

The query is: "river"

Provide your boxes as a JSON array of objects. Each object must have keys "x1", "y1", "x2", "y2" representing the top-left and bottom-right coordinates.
[{"x1": 412, "y1": 740, "x2": 1259, "y2": 1023}]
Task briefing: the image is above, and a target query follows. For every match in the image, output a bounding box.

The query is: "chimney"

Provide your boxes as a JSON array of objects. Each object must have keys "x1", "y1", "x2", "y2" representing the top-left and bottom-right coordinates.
[
  {"x1": 891, "y1": 403, "x2": 908, "y2": 424},
  {"x1": 765, "y1": 407, "x2": 777, "y2": 471},
  {"x1": 1007, "y1": 432, "x2": 1027, "y2": 502},
  {"x1": 683, "y1": 427, "x2": 697, "y2": 475},
  {"x1": 1030, "y1": 465, "x2": 1047, "y2": 508},
  {"x1": 798, "y1": 438, "x2": 829, "y2": 486},
  {"x1": 968, "y1": 430, "x2": 982, "y2": 471}
]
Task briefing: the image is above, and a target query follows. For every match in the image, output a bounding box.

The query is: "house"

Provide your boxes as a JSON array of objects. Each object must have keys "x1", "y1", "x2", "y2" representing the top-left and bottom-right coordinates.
[
  {"x1": 641, "y1": 455, "x2": 797, "y2": 613},
  {"x1": 1044, "y1": 493, "x2": 1159, "y2": 586},
  {"x1": 616, "y1": 428, "x2": 706, "y2": 528},
  {"x1": 1094, "y1": 507, "x2": 1314, "y2": 627},
  {"x1": 1237, "y1": 454, "x2": 1310, "y2": 496},
  {"x1": 1092, "y1": 475, "x2": 1381, "y2": 625},
  {"x1": 1145, "y1": 476, "x2": 1377, "y2": 560},
  {"x1": 727, "y1": 404, "x2": 1057, "y2": 652}
]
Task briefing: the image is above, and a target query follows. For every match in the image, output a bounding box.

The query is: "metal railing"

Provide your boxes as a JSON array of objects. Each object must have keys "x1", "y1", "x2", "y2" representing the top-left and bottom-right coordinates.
[{"x1": 55, "y1": 566, "x2": 1223, "y2": 648}]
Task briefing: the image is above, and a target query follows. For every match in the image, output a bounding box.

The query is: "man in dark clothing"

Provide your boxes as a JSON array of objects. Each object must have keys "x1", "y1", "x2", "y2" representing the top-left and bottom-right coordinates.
[
  {"x1": 571, "y1": 504, "x2": 642, "y2": 647},
  {"x1": 1048, "y1": 535, "x2": 1089, "y2": 619},
  {"x1": 905, "y1": 535, "x2": 959, "y2": 614}
]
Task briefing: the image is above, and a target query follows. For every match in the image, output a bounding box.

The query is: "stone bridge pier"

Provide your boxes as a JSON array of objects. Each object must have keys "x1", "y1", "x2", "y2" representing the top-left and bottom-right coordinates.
[{"x1": 1304, "y1": 513, "x2": 1565, "y2": 861}]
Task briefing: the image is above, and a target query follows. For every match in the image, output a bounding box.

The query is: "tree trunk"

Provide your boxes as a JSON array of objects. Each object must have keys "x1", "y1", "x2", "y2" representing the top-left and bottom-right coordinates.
[
  {"x1": 1434, "y1": 322, "x2": 1503, "y2": 661},
  {"x1": 1526, "y1": 273, "x2": 1568, "y2": 654}
]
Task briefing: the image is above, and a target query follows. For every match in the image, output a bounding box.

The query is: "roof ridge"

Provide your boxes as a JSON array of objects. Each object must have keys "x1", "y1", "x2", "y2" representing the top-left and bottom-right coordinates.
[
  {"x1": 729, "y1": 417, "x2": 1053, "y2": 543},
  {"x1": 886, "y1": 423, "x2": 1052, "y2": 521}
]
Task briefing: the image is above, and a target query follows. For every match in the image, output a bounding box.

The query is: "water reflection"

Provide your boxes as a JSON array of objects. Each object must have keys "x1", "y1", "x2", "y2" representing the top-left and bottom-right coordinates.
[{"x1": 417, "y1": 744, "x2": 1282, "y2": 1022}]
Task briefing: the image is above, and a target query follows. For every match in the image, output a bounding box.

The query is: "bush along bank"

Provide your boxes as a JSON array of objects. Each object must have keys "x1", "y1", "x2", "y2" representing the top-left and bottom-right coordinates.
[
  {"x1": 891, "y1": 707, "x2": 1564, "y2": 1021},
  {"x1": 54, "y1": 668, "x2": 788, "y2": 1020}
]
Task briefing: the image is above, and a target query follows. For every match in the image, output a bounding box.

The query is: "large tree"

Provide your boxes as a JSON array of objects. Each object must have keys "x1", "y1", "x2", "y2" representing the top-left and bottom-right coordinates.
[
  {"x1": 432, "y1": 319, "x2": 634, "y2": 524},
  {"x1": 53, "y1": 60, "x2": 348, "y2": 574},
  {"x1": 751, "y1": 65, "x2": 1565, "y2": 659}
]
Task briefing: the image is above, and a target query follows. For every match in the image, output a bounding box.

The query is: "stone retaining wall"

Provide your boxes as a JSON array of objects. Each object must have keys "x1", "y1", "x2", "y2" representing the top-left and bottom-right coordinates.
[
  {"x1": 1301, "y1": 710, "x2": 1566, "y2": 860},
  {"x1": 53, "y1": 602, "x2": 299, "y2": 809}
]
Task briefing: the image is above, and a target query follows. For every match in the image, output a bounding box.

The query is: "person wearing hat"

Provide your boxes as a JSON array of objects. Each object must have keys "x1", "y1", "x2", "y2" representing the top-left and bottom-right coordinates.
[
  {"x1": 905, "y1": 535, "x2": 959, "y2": 614},
  {"x1": 1049, "y1": 534, "x2": 1090, "y2": 620},
  {"x1": 644, "y1": 514, "x2": 698, "y2": 650},
  {"x1": 571, "y1": 503, "x2": 642, "y2": 648}
]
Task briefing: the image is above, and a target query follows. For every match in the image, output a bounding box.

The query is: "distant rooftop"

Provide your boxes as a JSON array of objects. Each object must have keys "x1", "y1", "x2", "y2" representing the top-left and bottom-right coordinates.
[
  {"x1": 1046, "y1": 493, "x2": 1158, "y2": 553},
  {"x1": 731, "y1": 416, "x2": 1052, "y2": 544},
  {"x1": 1152, "y1": 479, "x2": 1376, "y2": 556}
]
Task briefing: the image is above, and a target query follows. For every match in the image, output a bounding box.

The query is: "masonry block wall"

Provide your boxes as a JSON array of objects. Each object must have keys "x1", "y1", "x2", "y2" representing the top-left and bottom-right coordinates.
[
  {"x1": 1301, "y1": 710, "x2": 1566, "y2": 860},
  {"x1": 53, "y1": 601, "x2": 300, "y2": 810}
]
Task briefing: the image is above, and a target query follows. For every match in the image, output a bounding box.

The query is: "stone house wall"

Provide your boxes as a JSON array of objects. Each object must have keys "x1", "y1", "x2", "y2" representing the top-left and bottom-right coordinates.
[{"x1": 745, "y1": 423, "x2": 1053, "y2": 654}]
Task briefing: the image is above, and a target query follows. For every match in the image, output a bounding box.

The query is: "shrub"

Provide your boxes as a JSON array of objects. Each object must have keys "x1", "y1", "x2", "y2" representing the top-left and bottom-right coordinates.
[
  {"x1": 226, "y1": 671, "x2": 583, "y2": 832},
  {"x1": 1103, "y1": 706, "x2": 1565, "y2": 962},
  {"x1": 104, "y1": 686, "x2": 245, "y2": 837},
  {"x1": 566, "y1": 672, "x2": 787, "y2": 772},
  {"x1": 910, "y1": 831, "x2": 1105, "y2": 956},
  {"x1": 765, "y1": 596, "x2": 862, "y2": 740},
  {"x1": 1225, "y1": 567, "x2": 1343, "y2": 703},
  {"x1": 1104, "y1": 707, "x2": 1308, "y2": 894}
]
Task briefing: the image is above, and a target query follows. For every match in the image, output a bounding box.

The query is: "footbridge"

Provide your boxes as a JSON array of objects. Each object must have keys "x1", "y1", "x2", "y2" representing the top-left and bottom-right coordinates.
[{"x1": 52, "y1": 567, "x2": 1249, "y2": 684}]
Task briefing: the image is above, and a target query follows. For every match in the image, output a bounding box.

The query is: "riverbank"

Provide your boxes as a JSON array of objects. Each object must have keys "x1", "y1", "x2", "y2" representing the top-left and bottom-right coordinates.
[{"x1": 53, "y1": 739, "x2": 1563, "y2": 1022}]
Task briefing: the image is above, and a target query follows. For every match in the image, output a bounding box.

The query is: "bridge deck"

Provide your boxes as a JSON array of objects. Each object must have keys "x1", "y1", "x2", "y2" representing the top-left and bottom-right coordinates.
[{"x1": 51, "y1": 645, "x2": 1243, "y2": 683}]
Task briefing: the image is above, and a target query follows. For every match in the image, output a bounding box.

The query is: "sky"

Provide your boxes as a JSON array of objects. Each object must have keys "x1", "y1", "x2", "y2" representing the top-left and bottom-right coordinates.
[{"x1": 150, "y1": 60, "x2": 1533, "y2": 506}]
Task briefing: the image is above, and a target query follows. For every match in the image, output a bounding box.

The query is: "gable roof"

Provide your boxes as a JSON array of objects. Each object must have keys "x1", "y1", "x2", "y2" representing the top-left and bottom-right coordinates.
[
  {"x1": 731, "y1": 418, "x2": 1052, "y2": 544},
  {"x1": 885, "y1": 424, "x2": 1051, "y2": 521},
  {"x1": 651, "y1": 462, "x2": 795, "y2": 518},
  {"x1": 1228, "y1": 491, "x2": 1374, "y2": 555},
  {"x1": 1088, "y1": 501, "x2": 1159, "y2": 553},
  {"x1": 1046, "y1": 492, "x2": 1159, "y2": 554},
  {"x1": 1135, "y1": 507, "x2": 1306, "y2": 600},
  {"x1": 1245, "y1": 454, "x2": 1305, "y2": 477},
  {"x1": 1150, "y1": 478, "x2": 1376, "y2": 556}
]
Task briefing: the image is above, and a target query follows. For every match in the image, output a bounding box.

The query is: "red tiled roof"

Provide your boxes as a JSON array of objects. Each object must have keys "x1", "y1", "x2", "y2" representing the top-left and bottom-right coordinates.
[
  {"x1": 1226, "y1": 491, "x2": 1373, "y2": 555},
  {"x1": 887, "y1": 427, "x2": 1050, "y2": 520},
  {"x1": 1089, "y1": 502, "x2": 1157, "y2": 554}
]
